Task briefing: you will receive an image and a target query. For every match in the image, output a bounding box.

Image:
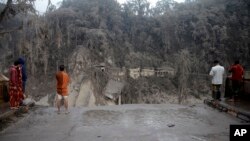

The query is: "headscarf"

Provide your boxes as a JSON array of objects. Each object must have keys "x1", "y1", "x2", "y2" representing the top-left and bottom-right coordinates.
[{"x1": 18, "y1": 57, "x2": 27, "y2": 81}]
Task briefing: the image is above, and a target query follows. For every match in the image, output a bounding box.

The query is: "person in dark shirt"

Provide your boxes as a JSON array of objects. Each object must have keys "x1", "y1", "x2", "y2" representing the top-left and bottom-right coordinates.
[{"x1": 18, "y1": 57, "x2": 27, "y2": 96}]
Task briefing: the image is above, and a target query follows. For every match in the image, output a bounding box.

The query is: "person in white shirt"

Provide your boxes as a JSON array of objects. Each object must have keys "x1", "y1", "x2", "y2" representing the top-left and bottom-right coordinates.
[{"x1": 209, "y1": 60, "x2": 225, "y2": 101}]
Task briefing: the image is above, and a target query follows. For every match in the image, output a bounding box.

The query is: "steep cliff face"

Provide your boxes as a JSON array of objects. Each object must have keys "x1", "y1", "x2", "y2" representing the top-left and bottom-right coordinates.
[
  {"x1": 69, "y1": 80, "x2": 96, "y2": 107},
  {"x1": 1, "y1": 0, "x2": 249, "y2": 105},
  {"x1": 66, "y1": 47, "x2": 97, "y2": 106}
]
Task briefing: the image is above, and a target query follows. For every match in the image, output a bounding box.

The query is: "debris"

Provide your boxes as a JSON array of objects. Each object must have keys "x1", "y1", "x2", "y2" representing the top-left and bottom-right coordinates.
[
  {"x1": 189, "y1": 104, "x2": 196, "y2": 108},
  {"x1": 167, "y1": 124, "x2": 175, "y2": 127}
]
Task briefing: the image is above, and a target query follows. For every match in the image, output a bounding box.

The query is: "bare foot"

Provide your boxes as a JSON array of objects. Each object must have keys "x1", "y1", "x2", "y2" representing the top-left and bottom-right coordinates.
[{"x1": 10, "y1": 107, "x2": 19, "y2": 110}]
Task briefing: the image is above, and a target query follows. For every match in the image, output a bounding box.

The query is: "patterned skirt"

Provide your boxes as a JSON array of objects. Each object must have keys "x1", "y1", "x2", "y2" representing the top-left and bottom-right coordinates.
[{"x1": 9, "y1": 83, "x2": 24, "y2": 108}]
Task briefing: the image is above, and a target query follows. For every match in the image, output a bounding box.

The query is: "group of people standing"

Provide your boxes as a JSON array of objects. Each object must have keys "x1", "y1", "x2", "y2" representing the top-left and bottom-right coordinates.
[
  {"x1": 209, "y1": 60, "x2": 244, "y2": 102},
  {"x1": 8, "y1": 57, "x2": 243, "y2": 111},
  {"x1": 8, "y1": 58, "x2": 27, "y2": 109},
  {"x1": 8, "y1": 58, "x2": 70, "y2": 114}
]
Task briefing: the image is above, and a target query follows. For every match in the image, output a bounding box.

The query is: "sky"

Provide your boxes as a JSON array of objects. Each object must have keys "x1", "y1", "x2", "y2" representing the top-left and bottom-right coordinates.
[{"x1": 35, "y1": 0, "x2": 185, "y2": 14}]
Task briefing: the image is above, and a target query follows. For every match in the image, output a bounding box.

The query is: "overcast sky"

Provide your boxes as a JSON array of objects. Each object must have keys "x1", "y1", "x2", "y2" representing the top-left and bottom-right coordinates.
[{"x1": 35, "y1": 0, "x2": 185, "y2": 14}]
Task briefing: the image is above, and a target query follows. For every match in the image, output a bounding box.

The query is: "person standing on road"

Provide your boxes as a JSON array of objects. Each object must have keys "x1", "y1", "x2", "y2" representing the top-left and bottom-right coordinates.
[
  {"x1": 9, "y1": 60, "x2": 24, "y2": 109},
  {"x1": 56, "y1": 65, "x2": 70, "y2": 114},
  {"x1": 228, "y1": 60, "x2": 244, "y2": 102},
  {"x1": 18, "y1": 57, "x2": 27, "y2": 97},
  {"x1": 16, "y1": 61, "x2": 25, "y2": 105},
  {"x1": 209, "y1": 60, "x2": 225, "y2": 101}
]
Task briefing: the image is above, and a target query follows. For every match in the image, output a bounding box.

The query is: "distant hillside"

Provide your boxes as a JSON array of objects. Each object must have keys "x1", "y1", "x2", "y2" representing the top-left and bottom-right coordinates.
[{"x1": 0, "y1": 0, "x2": 249, "y2": 104}]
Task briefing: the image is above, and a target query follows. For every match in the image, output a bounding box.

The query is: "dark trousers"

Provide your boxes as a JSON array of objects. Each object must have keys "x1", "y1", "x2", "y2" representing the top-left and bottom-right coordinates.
[
  {"x1": 212, "y1": 84, "x2": 221, "y2": 100},
  {"x1": 224, "y1": 78, "x2": 232, "y2": 98},
  {"x1": 22, "y1": 81, "x2": 26, "y2": 93},
  {"x1": 231, "y1": 80, "x2": 242, "y2": 99}
]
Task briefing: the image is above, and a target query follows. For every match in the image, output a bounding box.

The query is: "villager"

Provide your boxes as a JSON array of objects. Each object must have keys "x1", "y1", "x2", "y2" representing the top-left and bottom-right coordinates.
[
  {"x1": 18, "y1": 57, "x2": 27, "y2": 97},
  {"x1": 9, "y1": 60, "x2": 24, "y2": 109},
  {"x1": 17, "y1": 62, "x2": 25, "y2": 105},
  {"x1": 56, "y1": 65, "x2": 70, "y2": 114},
  {"x1": 228, "y1": 60, "x2": 244, "y2": 102},
  {"x1": 209, "y1": 60, "x2": 225, "y2": 101}
]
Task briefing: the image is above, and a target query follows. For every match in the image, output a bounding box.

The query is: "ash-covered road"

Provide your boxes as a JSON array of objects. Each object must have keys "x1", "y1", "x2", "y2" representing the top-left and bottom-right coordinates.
[{"x1": 0, "y1": 104, "x2": 241, "y2": 141}]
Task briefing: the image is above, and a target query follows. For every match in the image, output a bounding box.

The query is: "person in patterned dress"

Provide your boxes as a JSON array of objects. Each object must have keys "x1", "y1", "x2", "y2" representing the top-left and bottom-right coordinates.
[{"x1": 9, "y1": 60, "x2": 24, "y2": 109}]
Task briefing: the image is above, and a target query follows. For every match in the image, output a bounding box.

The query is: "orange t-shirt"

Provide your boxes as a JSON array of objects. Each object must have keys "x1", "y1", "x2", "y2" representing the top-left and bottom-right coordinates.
[{"x1": 56, "y1": 71, "x2": 70, "y2": 96}]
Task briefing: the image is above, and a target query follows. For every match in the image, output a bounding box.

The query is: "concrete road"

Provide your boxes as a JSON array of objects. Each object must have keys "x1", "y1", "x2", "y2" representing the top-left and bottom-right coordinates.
[{"x1": 0, "y1": 104, "x2": 241, "y2": 141}]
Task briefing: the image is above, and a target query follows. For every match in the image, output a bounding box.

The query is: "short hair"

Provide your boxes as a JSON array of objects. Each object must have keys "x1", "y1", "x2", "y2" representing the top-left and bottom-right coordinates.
[
  {"x1": 14, "y1": 60, "x2": 20, "y2": 66},
  {"x1": 59, "y1": 65, "x2": 65, "y2": 71},
  {"x1": 234, "y1": 60, "x2": 239, "y2": 64},
  {"x1": 214, "y1": 60, "x2": 219, "y2": 64}
]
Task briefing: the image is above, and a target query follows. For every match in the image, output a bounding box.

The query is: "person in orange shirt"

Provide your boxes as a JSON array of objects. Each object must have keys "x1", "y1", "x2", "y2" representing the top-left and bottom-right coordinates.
[{"x1": 56, "y1": 65, "x2": 70, "y2": 114}]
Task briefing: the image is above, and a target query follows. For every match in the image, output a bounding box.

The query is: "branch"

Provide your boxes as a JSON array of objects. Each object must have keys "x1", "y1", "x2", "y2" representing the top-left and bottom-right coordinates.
[
  {"x1": 0, "y1": 0, "x2": 13, "y2": 23},
  {"x1": 0, "y1": 0, "x2": 36, "y2": 23}
]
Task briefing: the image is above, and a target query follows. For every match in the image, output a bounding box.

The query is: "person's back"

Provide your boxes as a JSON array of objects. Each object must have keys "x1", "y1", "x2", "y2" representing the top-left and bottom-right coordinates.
[
  {"x1": 228, "y1": 60, "x2": 244, "y2": 101},
  {"x1": 230, "y1": 64, "x2": 244, "y2": 81},
  {"x1": 9, "y1": 65, "x2": 17, "y2": 86},
  {"x1": 18, "y1": 57, "x2": 27, "y2": 94},
  {"x1": 9, "y1": 60, "x2": 23, "y2": 109},
  {"x1": 210, "y1": 64, "x2": 225, "y2": 85},
  {"x1": 56, "y1": 71, "x2": 69, "y2": 96},
  {"x1": 56, "y1": 65, "x2": 70, "y2": 114},
  {"x1": 209, "y1": 60, "x2": 225, "y2": 101}
]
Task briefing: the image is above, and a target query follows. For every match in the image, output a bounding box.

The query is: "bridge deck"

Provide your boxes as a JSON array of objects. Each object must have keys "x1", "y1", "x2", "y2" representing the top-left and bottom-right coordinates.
[{"x1": 0, "y1": 104, "x2": 241, "y2": 141}]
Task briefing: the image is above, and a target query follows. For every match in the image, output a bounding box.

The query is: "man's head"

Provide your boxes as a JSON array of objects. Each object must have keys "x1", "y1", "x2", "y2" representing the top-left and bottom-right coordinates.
[
  {"x1": 14, "y1": 60, "x2": 20, "y2": 66},
  {"x1": 18, "y1": 57, "x2": 25, "y2": 65},
  {"x1": 59, "y1": 65, "x2": 65, "y2": 71},
  {"x1": 213, "y1": 60, "x2": 219, "y2": 65},
  {"x1": 234, "y1": 60, "x2": 240, "y2": 65}
]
